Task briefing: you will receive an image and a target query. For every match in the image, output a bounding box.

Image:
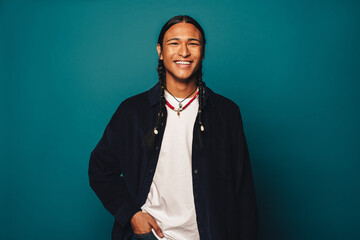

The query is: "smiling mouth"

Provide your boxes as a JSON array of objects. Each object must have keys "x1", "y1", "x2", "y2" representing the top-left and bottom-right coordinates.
[
  {"x1": 175, "y1": 61, "x2": 192, "y2": 68},
  {"x1": 175, "y1": 61, "x2": 192, "y2": 65}
]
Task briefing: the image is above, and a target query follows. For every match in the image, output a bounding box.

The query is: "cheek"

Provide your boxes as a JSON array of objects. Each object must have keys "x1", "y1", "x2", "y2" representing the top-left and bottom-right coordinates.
[
  {"x1": 163, "y1": 53, "x2": 179, "y2": 68},
  {"x1": 192, "y1": 49, "x2": 202, "y2": 58},
  {"x1": 162, "y1": 51, "x2": 174, "y2": 61}
]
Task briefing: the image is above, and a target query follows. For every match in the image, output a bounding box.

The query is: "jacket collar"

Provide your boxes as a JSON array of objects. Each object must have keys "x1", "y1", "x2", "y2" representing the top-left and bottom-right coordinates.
[{"x1": 148, "y1": 81, "x2": 210, "y2": 107}]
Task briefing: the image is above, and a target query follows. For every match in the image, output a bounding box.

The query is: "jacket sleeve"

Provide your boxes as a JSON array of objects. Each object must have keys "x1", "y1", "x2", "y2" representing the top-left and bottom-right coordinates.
[
  {"x1": 88, "y1": 103, "x2": 141, "y2": 228},
  {"x1": 234, "y1": 106, "x2": 259, "y2": 240}
]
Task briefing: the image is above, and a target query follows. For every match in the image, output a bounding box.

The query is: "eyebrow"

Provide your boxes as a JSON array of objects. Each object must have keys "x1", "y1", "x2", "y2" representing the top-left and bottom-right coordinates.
[{"x1": 166, "y1": 38, "x2": 202, "y2": 43}]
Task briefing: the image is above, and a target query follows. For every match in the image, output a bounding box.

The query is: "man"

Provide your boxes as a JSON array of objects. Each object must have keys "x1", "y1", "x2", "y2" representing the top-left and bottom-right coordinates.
[{"x1": 89, "y1": 15, "x2": 258, "y2": 240}]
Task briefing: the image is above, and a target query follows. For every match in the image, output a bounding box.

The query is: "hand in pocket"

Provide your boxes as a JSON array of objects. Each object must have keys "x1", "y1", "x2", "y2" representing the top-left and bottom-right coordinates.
[{"x1": 130, "y1": 211, "x2": 164, "y2": 238}]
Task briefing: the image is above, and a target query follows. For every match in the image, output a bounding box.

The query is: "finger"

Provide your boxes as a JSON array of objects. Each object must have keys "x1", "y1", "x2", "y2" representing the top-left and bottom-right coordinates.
[{"x1": 149, "y1": 220, "x2": 164, "y2": 238}]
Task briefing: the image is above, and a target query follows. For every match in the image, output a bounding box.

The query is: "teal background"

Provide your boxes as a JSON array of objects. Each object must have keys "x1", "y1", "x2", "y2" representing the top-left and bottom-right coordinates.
[{"x1": 1, "y1": 0, "x2": 359, "y2": 239}]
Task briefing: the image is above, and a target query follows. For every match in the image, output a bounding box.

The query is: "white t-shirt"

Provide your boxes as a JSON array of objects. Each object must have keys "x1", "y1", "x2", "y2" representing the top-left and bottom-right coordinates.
[{"x1": 141, "y1": 89, "x2": 200, "y2": 240}]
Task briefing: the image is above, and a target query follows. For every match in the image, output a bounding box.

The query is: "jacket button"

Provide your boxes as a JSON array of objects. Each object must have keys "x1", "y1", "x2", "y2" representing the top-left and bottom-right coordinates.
[
  {"x1": 194, "y1": 169, "x2": 198, "y2": 174},
  {"x1": 155, "y1": 146, "x2": 159, "y2": 150}
]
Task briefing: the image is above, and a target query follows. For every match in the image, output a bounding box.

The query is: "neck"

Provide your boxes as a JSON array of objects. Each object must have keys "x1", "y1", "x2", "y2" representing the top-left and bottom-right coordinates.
[{"x1": 165, "y1": 76, "x2": 198, "y2": 98}]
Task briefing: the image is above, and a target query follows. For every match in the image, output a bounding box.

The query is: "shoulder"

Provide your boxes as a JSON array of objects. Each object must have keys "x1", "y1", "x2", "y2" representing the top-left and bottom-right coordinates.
[
  {"x1": 205, "y1": 86, "x2": 244, "y2": 130},
  {"x1": 111, "y1": 84, "x2": 156, "y2": 120},
  {"x1": 206, "y1": 86, "x2": 240, "y2": 113},
  {"x1": 117, "y1": 84, "x2": 156, "y2": 111},
  {"x1": 119, "y1": 91, "x2": 148, "y2": 111},
  {"x1": 205, "y1": 86, "x2": 245, "y2": 139}
]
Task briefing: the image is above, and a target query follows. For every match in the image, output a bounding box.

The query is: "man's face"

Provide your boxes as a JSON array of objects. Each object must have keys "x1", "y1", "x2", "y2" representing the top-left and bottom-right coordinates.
[{"x1": 157, "y1": 22, "x2": 204, "y2": 83}]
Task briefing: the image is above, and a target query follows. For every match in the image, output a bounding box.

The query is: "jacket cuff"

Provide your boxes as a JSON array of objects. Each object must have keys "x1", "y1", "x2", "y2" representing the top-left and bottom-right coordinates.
[{"x1": 114, "y1": 201, "x2": 142, "y2": 228}]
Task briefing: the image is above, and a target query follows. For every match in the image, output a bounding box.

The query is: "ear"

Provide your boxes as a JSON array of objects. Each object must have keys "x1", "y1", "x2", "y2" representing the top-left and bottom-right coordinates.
[
  {"x1": 157, "y1": 44, "x2": 163, "y2": 60},
  {"x1": 202, "y1": 46, "x2": 205, "y2": 60}
]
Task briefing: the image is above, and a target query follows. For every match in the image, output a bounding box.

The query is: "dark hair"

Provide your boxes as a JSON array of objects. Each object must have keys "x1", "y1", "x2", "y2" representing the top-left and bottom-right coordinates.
[{"x1": 143, "y1": 15, "x2": 206, "y2": 149}]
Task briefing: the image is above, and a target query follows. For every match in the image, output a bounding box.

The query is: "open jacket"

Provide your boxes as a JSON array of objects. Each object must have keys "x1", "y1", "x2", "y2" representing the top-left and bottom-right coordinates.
[{"x1": 88, "y1": 82, "x2": 258, "y2": 240}]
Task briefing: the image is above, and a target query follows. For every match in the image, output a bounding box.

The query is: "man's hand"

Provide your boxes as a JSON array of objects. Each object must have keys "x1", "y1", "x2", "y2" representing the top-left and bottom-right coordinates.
[{"x1": 130, "y1": 211, "x2": 164, "y2": 238}]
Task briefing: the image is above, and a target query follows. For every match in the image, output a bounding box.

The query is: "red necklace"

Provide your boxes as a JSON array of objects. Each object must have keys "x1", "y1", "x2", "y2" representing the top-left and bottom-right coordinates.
[{"x1": 166, "y1": 91, "x2": 199, "y2": 116}]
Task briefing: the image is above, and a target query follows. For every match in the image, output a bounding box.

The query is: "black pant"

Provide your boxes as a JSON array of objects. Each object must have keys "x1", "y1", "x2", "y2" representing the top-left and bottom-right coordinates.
[{"x1": 131, "y1": 231, "x2": 158, "y2": 240}]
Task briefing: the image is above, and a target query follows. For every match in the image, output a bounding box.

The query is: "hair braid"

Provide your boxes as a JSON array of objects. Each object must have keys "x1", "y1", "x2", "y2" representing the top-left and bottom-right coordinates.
[
  {"x1": 197, "y1": 65, "x2": 205, "y2": 132},
  {"x1": 196, "y1": 65, "x2": 205, "y2": 148},
  {"x1": 142, "y1": 59, "x2": 166, "y2": 150},
  {"x1": 156, "y1": 59, "x2": 167, "y2": 132}
]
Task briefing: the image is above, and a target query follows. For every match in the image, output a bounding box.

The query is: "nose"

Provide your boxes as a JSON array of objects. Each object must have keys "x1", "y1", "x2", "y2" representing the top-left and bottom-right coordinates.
[{"x1": 178, "y1": 43, "x2": 190, "y2": 57}]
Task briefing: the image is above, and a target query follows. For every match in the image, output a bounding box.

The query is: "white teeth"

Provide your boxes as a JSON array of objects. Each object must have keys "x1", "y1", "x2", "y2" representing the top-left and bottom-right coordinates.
[{"x1": 175, "y1": 61, "x2": 191, "y2": 65}]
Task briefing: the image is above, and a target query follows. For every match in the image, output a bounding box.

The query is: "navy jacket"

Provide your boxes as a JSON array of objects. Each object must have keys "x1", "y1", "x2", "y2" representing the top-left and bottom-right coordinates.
[{"x1": 89, "y1": 82, "x2": 258, "y2": 240}]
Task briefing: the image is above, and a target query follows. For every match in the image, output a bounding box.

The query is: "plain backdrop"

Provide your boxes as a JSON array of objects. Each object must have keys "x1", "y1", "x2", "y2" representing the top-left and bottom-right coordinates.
[{"x1": 1, "y1": 0, "x2": 359, "y2": 239}]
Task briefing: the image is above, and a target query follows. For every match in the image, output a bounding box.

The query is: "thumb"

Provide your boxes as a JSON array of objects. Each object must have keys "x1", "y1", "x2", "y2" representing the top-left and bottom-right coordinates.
[{"x1": 149, "y1": 219, "x2": 164, "y2": 238}]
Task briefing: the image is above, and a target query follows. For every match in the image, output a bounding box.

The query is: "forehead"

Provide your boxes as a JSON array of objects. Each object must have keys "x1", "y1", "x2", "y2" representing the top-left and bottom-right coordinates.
[{"x1": 163, "y1": 22, "x2": 203, "y2": 41}]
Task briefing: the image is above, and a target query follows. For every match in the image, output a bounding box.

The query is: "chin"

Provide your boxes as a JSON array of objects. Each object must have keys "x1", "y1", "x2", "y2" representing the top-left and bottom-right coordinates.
[
  {"x1": 166, "y1": 71, "x2": 197, "y2": 83},
  {"x1": 176, "y1": 75, "x2": 197, "y2": 83}
]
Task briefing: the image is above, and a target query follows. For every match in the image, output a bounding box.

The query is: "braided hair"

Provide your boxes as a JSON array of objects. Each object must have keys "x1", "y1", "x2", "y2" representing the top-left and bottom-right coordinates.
[{"x1": 143, "y1": 15, "x2": 206, "y2": 149}]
